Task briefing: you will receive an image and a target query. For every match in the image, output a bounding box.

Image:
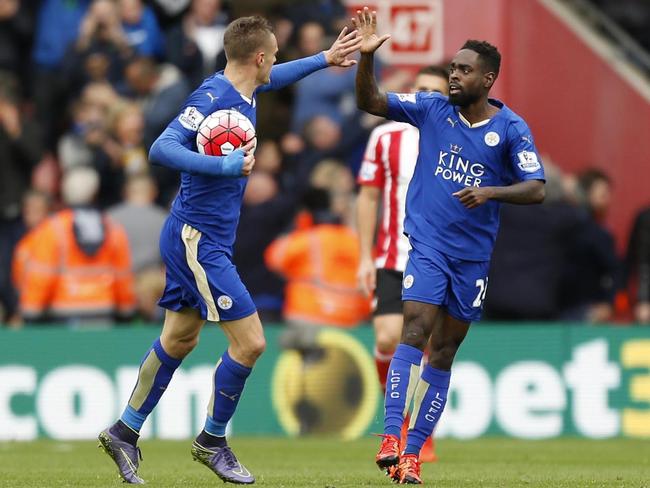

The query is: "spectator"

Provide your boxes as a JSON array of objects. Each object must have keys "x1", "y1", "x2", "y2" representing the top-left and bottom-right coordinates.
[
  {"x1": 1, "y1": 190, "x2": 52, "y2": 325},
  {"x1": 0, "y1": 72, "x2": 43, "y2": 322},
  {"x1": 559, "y1": 169, "x2": 620, "y2": 323},
  {"x1": 32, "y1": 0, "x2": 91, "y2": 147},
  {"x1": 63, "y1": 0, "x2": 132, "y2": 93},
  {"x1": 234, "y1": 145, "x2": 316, "y2": 322},
  {"x1": 284, "y1": 0, "x2": 347, "y2": 35},
  {"x1": 106, "y1": 102, "x2": 149, "y2": 176},
  {"x1": 149, "y1": 0, "x2": 192, "y2": 30},
  {"x1": 626, "y1": 206, "x2": 650, "y2": 324},
  {"x1": 58, "y1": 92, "x2": 124, "y2": 208},
  {"x1": 109, "y1": 174, "x2": 167, "y2": 321},
  {"x1": 118, "y1": 0, "x2": 164, "y2": 57},
  {"x1": 484, "y1": 164, "x2": 583, "y2": 320},
  {"x1": 123, "y1": 56, "x2": 189, "y2": 148},
  {"x1": 123, "y1": 56, "x2": 190, "y2": 203},
  {"x1": 309, "y1": 157, "x2": 356, "y2": 226},
  {"x1": 9, "y1": 191, "x2": 54, "y2": 322},
  {"x1": 17, "y1": 166, "x2": 136, "y2": 326},
  {"x1": 265, "y1": 187, "x2": 370, "y2": 327},
  {"x1": 108, "y1": 174, "x2": 167, "y2": 273},
  {"x1": 0, "y1": 0, "x2": 34, "y2": 91},
  {"x1": 290, "y1": 22, "x2": 356, "y2": 132},
  {"x1": 166, "y1": 0, "x2": 229, "y2": 88},
  {"x1": 0, "y1": 73, "x2": 43, "y2": 226}
]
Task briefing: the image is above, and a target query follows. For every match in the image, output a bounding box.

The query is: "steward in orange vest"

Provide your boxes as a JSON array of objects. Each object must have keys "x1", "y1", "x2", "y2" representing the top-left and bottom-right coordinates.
[
  {"x1": 265, "y1": 188, "x2": 370, "y2": 327},
  {"x1": 17, "y1": 167, "x2": 136, "y2": 324}
]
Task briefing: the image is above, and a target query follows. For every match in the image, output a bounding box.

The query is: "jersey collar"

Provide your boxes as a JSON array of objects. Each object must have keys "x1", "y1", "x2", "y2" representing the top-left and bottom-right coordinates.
[{"x1": 455, "y1": 98, "x2": 504, "y2": 128}]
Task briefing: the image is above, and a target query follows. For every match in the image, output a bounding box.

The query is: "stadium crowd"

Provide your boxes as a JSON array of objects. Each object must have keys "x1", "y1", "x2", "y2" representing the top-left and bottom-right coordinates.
[{"x1": 0, "y1": 0, "x2": 649, "y2": 327}]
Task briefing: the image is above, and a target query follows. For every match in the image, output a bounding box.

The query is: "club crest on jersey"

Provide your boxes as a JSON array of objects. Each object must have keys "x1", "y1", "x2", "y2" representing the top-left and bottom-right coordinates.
[
  {"x1": 517, "y1": 151, "x2": 541, "y2": 173},
  {"x1": 403, "y1": 274, "x2": 414, "y2": 289},
  {"x1": 484, "y1": 131, "x2": 500, "y2": 146},
  {"x1": 396, "y1": 93, "x2": 416, "y2": 103},
  {"x1": 178, "y1": 106, "x2": 205, "y2": 131},
  {"x1": 217, "y1": 295, "x2": 233, "y2": 310}
]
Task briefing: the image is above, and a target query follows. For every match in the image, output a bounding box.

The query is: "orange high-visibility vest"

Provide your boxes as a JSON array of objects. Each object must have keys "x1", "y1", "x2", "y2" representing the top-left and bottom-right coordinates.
[
  {"x1": 265, "y1": 222, "x2": 370, "y2": 327},
  {"x1": 12, "y1": 226, "x2": 41, "y2": 293},
  {"x1": 18, "y1": 209, "x2": 136, "y2": 321}
]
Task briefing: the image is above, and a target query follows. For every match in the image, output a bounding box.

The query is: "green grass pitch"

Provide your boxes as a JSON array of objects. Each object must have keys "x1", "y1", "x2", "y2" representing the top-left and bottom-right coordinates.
[{"x1": 1, "y1": 437, "x2": 649, "y2": 487}]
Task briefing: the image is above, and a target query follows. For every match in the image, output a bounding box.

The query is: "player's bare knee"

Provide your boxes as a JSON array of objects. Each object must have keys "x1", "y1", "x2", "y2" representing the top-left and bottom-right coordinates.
[
  {"x1": 401, "y1": 315, "x2": 431, "y2": 350},
  {"x1": 427, "y1": 342, "x2": 459, "y2": 370},
  {"x1": 401, "y1": 326, "x2": 428, "y2": 350},
  {"x1": 169, "y1": 332, "x2": 200, "y2": 357},
  {"x1": 232, "y1": 337, "x2": 266, "y2": 366},
  {"x1": 248, "y1": 336, "x2": 266, "y2": 359}
]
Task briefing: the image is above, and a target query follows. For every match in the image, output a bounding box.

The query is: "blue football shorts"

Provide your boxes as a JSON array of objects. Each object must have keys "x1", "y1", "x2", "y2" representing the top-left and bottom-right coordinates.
[
  {"x1": 401, "y1": 241, "x2": 490, "y2": 323},
  {"x1": 157, "y1": 214, "x2": 256, "y2": 322}
]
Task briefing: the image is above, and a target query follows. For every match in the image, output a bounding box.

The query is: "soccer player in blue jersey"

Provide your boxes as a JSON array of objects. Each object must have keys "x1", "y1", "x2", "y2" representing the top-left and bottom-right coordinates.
[
  {"x1": 97, "y1": 16, "x2": 362, "y2": 485},
  {"x1": 353, "y1": 8, "x2": 545, "y2": 485}
]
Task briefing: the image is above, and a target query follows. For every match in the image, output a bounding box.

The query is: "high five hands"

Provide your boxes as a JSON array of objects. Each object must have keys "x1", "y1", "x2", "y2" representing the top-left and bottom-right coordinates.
[
  {"x1": 324, "y1": 26, "x2": 364, "y2": 67},
  {"x1": 352, "y1": 7, "x2": 391, "y2": 54}
]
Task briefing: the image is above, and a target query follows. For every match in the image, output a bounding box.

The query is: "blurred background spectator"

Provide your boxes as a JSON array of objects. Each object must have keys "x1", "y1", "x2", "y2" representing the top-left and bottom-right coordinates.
[
  {"x1": 16, "y1": 166, "x2": 136, "y2": 327},
  {"x1": 166, "y1": 0, "x2": 229, "y2": 88},
  {"x1": 558, "y1": 169, "x2": 620, "y2": 323},
  {"x1": 627, "y1": 205, "x2": 650, "y2": 324},
  {"x1": 0, "y1": 72, "x2": 43, "y2": 324},
  {"x1": 109, "y1": 174, "x2": 167, "y2": 321},
  {"x1": 265, "y1": 186, "x2": 370, "y2": 328}
]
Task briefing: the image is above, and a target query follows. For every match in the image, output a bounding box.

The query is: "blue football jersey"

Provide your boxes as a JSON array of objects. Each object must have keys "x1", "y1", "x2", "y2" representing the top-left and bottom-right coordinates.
[
  {"x1": 387, "y1": 92, "x2": 545, "y2": 261},
  {"x1": 167, "y1": 73, "x2": 258, "y2": 253}
]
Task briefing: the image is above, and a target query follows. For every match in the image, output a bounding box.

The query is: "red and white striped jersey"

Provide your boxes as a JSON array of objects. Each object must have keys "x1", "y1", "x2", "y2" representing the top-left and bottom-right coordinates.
[{"x1": 357, "y1": 121, "x2": 419, "y2": 272}]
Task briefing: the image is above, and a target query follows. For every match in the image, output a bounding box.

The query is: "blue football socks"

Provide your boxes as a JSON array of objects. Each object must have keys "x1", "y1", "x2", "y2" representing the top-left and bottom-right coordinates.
[
  {"x1": 404, "y1": 365, "x2": 451, "y2": 456},
  {"x1": 121, "y1": 338, "x2": 182, "y2": 432},
  {"x1": 204, "y1": 350, "x2": 252, "y2": 437},
  {"x1": 384, "y1": 344, "x2": 424, "y2": 438}
]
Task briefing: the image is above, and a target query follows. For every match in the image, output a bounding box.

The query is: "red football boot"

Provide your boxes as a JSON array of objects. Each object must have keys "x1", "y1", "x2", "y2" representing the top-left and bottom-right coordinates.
[
  {"x1": 375, "y1": 434, "x2": 400, "y2": 471},
  {"x1": 398, "y1": 454, "x2": 422, "y2": 484}
]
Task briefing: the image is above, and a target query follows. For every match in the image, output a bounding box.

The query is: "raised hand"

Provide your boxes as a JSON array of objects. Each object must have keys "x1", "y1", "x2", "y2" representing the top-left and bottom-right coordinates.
[
  {"x1": 324, "y1": 26, "x2": 363, "y2": 67},
  {"x1": 352, "y1": 7, "x2": 391, "y2": 54}
]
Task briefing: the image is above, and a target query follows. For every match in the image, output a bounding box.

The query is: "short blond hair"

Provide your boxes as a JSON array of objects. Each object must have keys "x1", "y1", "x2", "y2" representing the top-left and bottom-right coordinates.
[{"x1": 223, "y1": 16, "x2": 273, "y2": 61}]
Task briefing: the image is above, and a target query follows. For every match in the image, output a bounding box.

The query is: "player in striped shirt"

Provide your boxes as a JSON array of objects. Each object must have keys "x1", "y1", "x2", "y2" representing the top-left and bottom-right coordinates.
[{"x1": 356, "y1": 65, "x2": 448, "y2": 463}]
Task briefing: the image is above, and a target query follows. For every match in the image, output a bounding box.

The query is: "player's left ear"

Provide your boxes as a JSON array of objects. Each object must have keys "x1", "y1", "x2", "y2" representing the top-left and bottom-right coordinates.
[
  {"x1": 483, "y1": 71, "x2": 496, "y2": 89},
  {"x1": 255, "y1": 51, "x2": 265, "y2": 67}
]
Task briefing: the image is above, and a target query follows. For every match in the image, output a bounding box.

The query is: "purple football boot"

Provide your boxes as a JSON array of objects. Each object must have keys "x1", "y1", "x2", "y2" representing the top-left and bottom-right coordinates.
[
  {"x1": 98, "y1": 427, "x2": 145, "y2": 484},
  {"x1": 191, "y1": 441, "x2": 255, "y2": 484}
]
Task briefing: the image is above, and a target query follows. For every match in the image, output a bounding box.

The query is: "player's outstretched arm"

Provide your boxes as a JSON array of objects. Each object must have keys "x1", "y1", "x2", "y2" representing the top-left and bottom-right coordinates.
[
  {"x1": 258, "y1": 26, "x2": 362, "y2": 93},
  {"x1": 353, "y1": 7, "x2": 390, "y2": 117},
  {"x1": 453, "y1": 180, "x2": 546, "y2": 209},
  {"x1": 149, "y1": 126, "x2": 254, "y2": 177}
]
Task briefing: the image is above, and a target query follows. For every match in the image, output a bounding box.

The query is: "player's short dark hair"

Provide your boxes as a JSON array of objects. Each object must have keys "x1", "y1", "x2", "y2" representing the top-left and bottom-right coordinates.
[
  {"x1": 416, "y1": 65, "x2": 449, "y2": 80},
  {"x1": 223, "y1": 16, "x2": 274, "y2": 61},
  {"x1": 461, "y1": 40, "x2": 501, "y2": 76}
]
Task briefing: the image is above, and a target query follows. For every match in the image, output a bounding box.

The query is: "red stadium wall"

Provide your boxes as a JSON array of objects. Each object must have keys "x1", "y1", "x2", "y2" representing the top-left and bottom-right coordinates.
[{"x1": 346, "y1": 0, "x2": 650, "y2": 248}]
